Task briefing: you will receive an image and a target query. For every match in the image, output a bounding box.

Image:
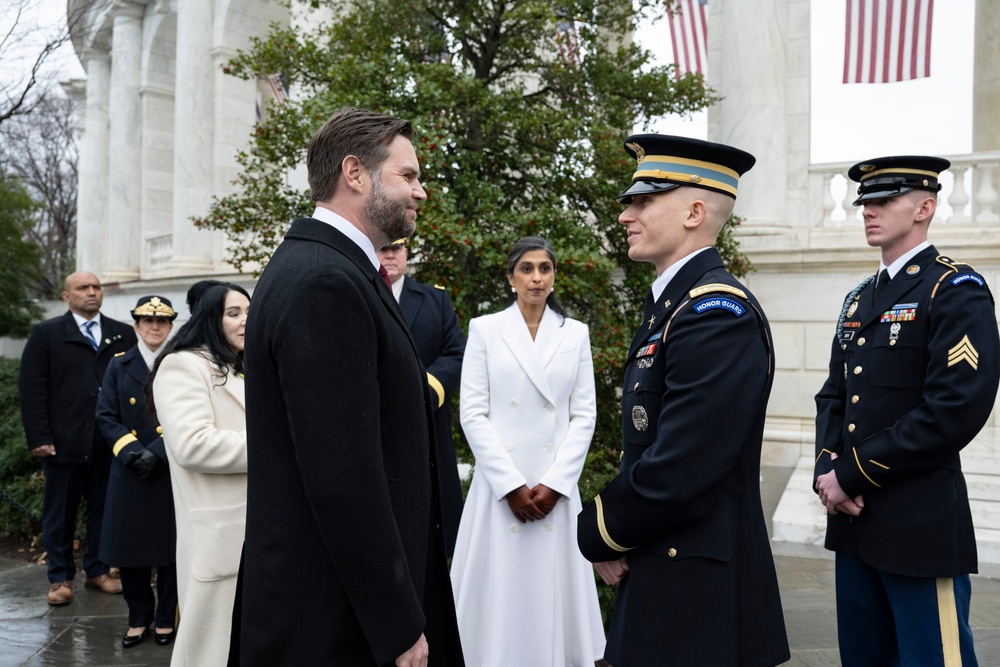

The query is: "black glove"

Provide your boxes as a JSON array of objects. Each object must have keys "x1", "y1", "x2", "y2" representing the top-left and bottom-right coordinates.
[{"x1": 127, "y1": 448, "x2": 167, "y2": 480}]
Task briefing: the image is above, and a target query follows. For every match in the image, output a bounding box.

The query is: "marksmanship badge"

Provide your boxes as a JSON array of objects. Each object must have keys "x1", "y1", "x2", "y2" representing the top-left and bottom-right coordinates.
[{"x1": 632, "y1": 406, "x2": 649, "y2": 432}]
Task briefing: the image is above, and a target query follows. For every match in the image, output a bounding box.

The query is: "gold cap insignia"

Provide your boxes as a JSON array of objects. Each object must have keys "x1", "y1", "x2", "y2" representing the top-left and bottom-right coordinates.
[
  {"x1": 689, "y1": 175, "x2": 700, "y2": 183},
  {"x1": 626, "y1": 141, "x2": 646, "y2": 165},
  {"x1": 860, "y1": 164, "x2": 876, "y2": 172}
]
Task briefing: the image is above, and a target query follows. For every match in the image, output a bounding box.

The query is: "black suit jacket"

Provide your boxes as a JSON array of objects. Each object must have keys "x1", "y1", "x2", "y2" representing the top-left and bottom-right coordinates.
[
  {"x1": 19, "y1": 311, "x2": 137, "y2": 463},
  {"x1": 399, "y1": 276, "x2": 466, "y2": 556},
  {"x1": 239, "y1": 219, "x2": 462, "y2": 666},
  {"x1": 578, "y1": 248, "x2": 789, "y2": 667},
  {"x1": 814, "y1": 246, "x2": 1000, "y2": 577}
]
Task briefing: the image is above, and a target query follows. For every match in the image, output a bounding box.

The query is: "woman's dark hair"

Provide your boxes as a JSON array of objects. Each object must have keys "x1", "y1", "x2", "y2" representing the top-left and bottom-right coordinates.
[
  {"x1": 145, "y1": 282, "x2": 251, "y2": 419},
  {"x1": 186, "y1": 279, "x2": 225, "y2": 314},
  {"x1": 505, "y1": 235, "x2": 568, "y2": 322}
]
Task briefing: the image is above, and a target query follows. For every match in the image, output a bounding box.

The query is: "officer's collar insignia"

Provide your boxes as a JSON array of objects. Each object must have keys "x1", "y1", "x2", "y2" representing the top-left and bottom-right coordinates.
[
  {"x1": 948, "y1": 335, "x2": 979, "y2": 370},
  {"x1": 846, "y1": 301, "x2": 858, "y2": 318},
  {"x1": 663, "y1": 299, "x2": 671, "y2": 310},
  {"x1": 906, "y1": 264, "x2": 920, "y2": 275},
  {"x1": 951, "y1": 273, "x2": 985, "y2": 288}
]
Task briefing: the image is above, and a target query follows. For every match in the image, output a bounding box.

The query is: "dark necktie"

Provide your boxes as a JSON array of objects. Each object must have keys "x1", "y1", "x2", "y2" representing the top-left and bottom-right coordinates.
[
  {"x1": 378, "y1": 265, "x2": 392, "y2": 290},
  {"x1": 84, "y1": 321, "x2": 99, "y2": 350},
  {"x1": 641, "y1": 289, "x2": 655, "y2": 329},
  {"x1": 873, "y1": 268, "x2": 891, "y2": 302}
]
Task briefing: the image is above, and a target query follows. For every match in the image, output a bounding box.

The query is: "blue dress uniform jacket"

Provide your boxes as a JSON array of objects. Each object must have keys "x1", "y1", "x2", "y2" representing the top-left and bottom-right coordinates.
[
  {"x1": 95, "y1": 346, "x2": 176, "y2": 567},
  {"x1": 19, "y1": 312, "x2": 137, "y2": 463},
  {"x1": 399, "y1": 276, "x2": 466, "y2": 557},
  {"x1": 578, "y1": 248, "x2": 789, "y2": 667},
  {"x1": 814, "y1": 246, "x2": 1000, "y2": 577},
  {"x1": 238, "y1": 219, "x2": 463, "y2": 666}
]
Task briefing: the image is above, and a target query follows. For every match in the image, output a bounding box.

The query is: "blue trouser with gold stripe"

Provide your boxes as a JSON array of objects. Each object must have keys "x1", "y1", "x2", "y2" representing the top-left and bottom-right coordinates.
[{"x1": 836, "y1": 553, "x2": 977, "y2": 666}]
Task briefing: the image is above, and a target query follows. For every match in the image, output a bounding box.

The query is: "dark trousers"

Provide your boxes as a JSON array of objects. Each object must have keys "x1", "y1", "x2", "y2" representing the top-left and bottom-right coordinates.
[
  {"x1": 42, "y1": 442, "x2": 111, "y2": 583},
  {"x1": 836, "y1": 553, "x2": 978, "y2": 666},
  {"x1": 120, "y1": 565, "x2": 178, "y2": 629}
]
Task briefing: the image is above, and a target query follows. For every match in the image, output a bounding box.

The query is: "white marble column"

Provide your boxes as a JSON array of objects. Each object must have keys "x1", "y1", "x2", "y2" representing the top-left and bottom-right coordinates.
[
  {"x1": 76, "y1": 49, "x2": 111, "y2": 277},
  {"x1": 973, "y1": 0, "x2": 1000, "y2": 152},
  {"x1": 103, "y1": 2, "x2": 146, "y2": 283},
  {"x1": 707, "y1": 0, "x2": 790, "y2": 230},
  {"x1": 170, "y1": 0, "x2": 215, "y2": 273}
]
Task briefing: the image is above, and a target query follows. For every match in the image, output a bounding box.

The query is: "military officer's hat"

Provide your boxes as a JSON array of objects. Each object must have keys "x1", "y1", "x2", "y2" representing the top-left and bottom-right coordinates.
[
  {"x1": 380, "y1": 238, "x2": 408, "y2": 250},
  {"x1": 848, "y1": 155, "x2": 950, "y2": 205},
  {"x1": 617, "y1": 134, "x2": 756, "y2": 204},
  {"x1": 130, "y1": 295, "x2": 177, "y2": 321}
]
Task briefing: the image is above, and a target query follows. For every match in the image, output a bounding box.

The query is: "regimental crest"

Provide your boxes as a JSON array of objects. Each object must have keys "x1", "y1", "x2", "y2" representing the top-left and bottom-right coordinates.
[
  {"x1": 626, "y1": 141, "x2": 646, "y2": 165},
  {"x1": 846, "y1": 301, "x2": 858, "y2": 318}
]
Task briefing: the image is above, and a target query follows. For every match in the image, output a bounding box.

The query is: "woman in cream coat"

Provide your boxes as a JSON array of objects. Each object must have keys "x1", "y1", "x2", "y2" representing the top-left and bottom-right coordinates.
[
  {"x1": 148, "y1": 282, "x2": 250, "y2": 667},
  {"x1": 451, "y1": 237, "x2": 605, "y2": 666}
]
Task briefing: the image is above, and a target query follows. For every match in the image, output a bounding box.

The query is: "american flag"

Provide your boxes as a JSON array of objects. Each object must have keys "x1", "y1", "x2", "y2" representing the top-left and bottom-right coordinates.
[
  {"x1": 668, "y1": 0, "x2": 708, "y2": 79},
  {"x1": 843, "y1": 0, "x2": 934, "y2": 84},
  {"x1": 267, "y1": 74, "x2": 288, "y2": 105}
]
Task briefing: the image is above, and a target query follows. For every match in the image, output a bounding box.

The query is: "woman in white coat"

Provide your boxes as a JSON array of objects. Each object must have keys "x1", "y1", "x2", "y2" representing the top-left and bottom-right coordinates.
[
  {"x1": 147, "y1": 282, "x2": 250, "y2": 667},
  {"x1": 451, "y1": 236, "x2": 605, "y2": 666}
]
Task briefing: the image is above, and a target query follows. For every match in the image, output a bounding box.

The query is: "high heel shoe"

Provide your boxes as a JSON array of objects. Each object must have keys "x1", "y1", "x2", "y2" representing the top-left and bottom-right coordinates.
[
  {"x1": 154, "y1": 627, "x2": 176, "y2": 646},
  {"x1": 122, "y1": 627, "x2": 149, "y2": 649}
]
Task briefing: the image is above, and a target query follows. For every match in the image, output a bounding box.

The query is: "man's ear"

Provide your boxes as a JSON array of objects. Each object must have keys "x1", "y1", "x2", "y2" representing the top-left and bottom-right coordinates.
[
  {"x1": 684, "y1": 199, "x2": 708, "y2": 229},
  {"x1": 342, "y1": 155, "x2": 367, "y2": 194},
  {"x1": 914, "y1": 195, "x2": 937, "y2": 223}
]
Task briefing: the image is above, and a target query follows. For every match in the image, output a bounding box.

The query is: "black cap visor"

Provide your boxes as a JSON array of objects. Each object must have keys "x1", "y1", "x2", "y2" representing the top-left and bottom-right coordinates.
[{"x1": 617, "y1": 180, "x2": 681, "y2": 204}]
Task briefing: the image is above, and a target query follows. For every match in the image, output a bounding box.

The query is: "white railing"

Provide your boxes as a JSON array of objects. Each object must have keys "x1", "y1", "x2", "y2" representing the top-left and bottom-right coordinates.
[
  {"x1": 809, "y1": 152, "x2": 1000, "y2": 227},
  {"x1": 145, "y1": 232, "x2": 173, "y2": 269}
]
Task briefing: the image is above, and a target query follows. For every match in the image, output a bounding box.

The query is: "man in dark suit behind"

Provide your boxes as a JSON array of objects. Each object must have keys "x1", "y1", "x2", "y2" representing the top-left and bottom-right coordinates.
[
  {"x1": 19, "y1": 271, "x2": 136, "y2": 605},
  {"x1": 237, "y1": 108, "x2": 463, "y2": 666},
  {"x1": 377, "y1": 240, "x2": 466, "y2": 557}
]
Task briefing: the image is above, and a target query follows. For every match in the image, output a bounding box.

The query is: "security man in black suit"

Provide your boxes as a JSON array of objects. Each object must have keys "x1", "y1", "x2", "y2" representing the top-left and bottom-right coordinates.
[
  {"x1": 19, "y1": 271, "x2": 137, "y2": 605},
  {"x1": 577, "y1": 135, "x2": 789, "y2": 666},
  {"x1": 377, "y1": 239, "x2": 466, "y2": 557},
  {"x1": 815, "y1": 156, "x2": 1000, "y2": 666}
]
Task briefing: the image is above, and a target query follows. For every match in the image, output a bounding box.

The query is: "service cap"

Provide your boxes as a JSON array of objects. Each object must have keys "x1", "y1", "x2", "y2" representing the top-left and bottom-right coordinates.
[
  {"x1": 848, "y1": 155, "x2": 950, "y2": 205},
  {"x1": 131, "y1": 295, "x2": 177, "y2": 321},
  {"x1": 617, "y1": 134, "x2": 756, "y2": 204}
]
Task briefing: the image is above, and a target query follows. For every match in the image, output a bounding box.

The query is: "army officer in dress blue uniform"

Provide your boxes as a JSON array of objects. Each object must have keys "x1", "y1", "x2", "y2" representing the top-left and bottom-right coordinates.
[
  {"x1": 96, "y1": 296, "x2": 179, "y2": 649},
  {"x1": 577, "y1": 135, "x2": 790, "y2": 666},
  {"x1": 814, "y1": 156, "x2": 1000, "y2": 666}
]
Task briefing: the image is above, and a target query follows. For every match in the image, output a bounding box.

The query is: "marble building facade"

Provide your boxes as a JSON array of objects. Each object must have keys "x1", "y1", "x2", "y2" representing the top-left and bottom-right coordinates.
[{"x1": 67, "y1": 0, "x2": 1000, "y2": 570}]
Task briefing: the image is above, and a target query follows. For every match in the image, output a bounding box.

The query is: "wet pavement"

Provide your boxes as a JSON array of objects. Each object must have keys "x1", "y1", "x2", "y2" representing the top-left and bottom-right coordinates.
[{"x1": 1, "y1": 466, "x2": 998, "y2": 666}]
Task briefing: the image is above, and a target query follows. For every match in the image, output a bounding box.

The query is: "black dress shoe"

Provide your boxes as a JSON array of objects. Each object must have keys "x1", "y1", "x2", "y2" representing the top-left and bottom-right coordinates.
[
  {"x1": 122, "y1": 627, "x2": 149, "y2": 649},
  {"x1": 154, "y1": 628, "x2": 176, "y2": 646}
]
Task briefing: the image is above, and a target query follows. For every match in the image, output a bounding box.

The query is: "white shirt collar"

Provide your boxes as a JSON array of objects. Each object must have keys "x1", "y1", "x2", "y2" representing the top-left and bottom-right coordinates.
[
  {"x1": 71, "y1": 312, "x2": 102, "y2": 341},
  {"x1": 311, "y1": 206, "x2": 380, "y2": 271},
  {"x1": 136, "y1": 338, "x2": 163, "y2": 371},
  {"x1": 390, "y1": 275, "x2": 404, "y2": 302},
  {"x1": 650, "y1": 247, "x2": 712, "y2": 302},
  {"x1": 881, "y1": 241, "x2": 931, "y2": 279}
]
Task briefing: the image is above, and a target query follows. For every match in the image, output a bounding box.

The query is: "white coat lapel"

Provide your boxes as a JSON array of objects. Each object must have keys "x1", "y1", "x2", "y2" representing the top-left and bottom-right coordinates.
[
  {"x1": 217, "y1": 371, "x2": 246, "y2": 411},
  {"x1": 500, "y1": 305, "x2": 556, "y2": 405},
  {"x1": 535, "y1": 307, "x2": 564, "y2": 370}
]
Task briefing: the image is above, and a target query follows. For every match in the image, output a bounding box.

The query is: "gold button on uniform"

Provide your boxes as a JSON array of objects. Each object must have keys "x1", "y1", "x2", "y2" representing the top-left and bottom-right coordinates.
[
  {"x1": 851, "y1": 395, "x2": 860, "y2": 404},
  {"x1": 848, "y1": 424, "x2": 856, "y2": 432},
  {"x1": 156, "y1": 426, "x2": 163, "y2": 434},
  {"x1": 634, "y1": 382, "x2": 639, "y2": 391},
  {"x1": 857, "y1": 337, "x2": 866, "y2": 346},
  {"x1": 131, "y1": 429, "x2": 137, "y2": 436},
  {"x1": 890, "y1": 340, "x2": 897, "y2": 347},
  {"x1": 667, "y1": 548, "x2": 677, "y2": 558},
  {"x1": 129, "y1": 397, "x2": 136, "y2": 405},
  {"x1": 854, "y1": 366, "x2": 863, "y2": 375}
]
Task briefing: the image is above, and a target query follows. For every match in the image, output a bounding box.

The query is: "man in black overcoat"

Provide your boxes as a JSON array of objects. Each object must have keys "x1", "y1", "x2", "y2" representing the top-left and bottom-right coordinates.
[
  {"x1": 19, "y1": 271, "x2": 136, "y2": 605},
  {"x1": 377, "y1": 239, "x2": 466, "y2": 557},
  {"x1": 237, "y1": 108, "x2": 463, "y2": 666},
  {"x1": 577, "y1": 135, "x2": 789, "y2": 666},
  {"x1": 814, "y1": 156, "x2": 1000, "y2": 666}
]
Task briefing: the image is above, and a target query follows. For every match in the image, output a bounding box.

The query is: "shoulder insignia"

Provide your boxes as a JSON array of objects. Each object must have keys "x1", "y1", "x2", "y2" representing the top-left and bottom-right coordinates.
[
  {"x1": 434, "y1": 284, "x2": 446, "y2": 290},
  {"x1": 936, "y1": 255, "x2": 976, "y2": 274},
  {"x1": 950, "y1": 273, "x2": 985, "y2": 288},
  {"x1": 692, "y1": 297, "x2": 745, "y2": 317},
  {"x1": 689, "y1": 283, "x2": 747, "y2": 300},
  {"x1": 114, "y1": 351, "x2": 126, "y2": 357}
]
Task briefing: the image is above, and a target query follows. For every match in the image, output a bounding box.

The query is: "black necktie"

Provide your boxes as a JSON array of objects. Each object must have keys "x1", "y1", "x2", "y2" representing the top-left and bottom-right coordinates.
[{"x1": 873, "y1": 269, "x2": 891, "y2": 302}]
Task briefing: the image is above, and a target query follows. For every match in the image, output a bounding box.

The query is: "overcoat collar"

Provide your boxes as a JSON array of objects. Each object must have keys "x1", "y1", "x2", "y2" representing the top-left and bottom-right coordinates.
[
  {"x1": 120, "y1": 345, "x2": 150, "y2": 385},
  {"x1": 399, "y1": 276, "x2": 425, "y2": 329},
  {"x1": 283, "y1": 218, "x2": 423, "y2": 366},
  {"x1": 500, "y1": 304, "x2": 563, "y2": 405},
  {"x1": 627, "y1": 247, "x2": 726, "y2": 359},
  {"x1": 856, "y1": 245, "x2": 938, "y2": 324},
  {"x1": 61, "y1": 311, "x2": 124, "y2": 355}
]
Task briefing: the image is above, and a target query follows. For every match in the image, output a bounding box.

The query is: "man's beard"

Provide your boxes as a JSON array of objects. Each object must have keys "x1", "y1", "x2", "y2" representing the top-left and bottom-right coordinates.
[{"x1": 363, "y1": 174, "x2": 415, "y2": 243}]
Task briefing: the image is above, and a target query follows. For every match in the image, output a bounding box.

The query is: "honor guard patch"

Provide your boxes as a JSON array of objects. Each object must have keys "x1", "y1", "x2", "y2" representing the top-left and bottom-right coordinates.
[
  {"x1": 951, "y1": 273, "x2": 985, "y2": 288},
  {"x1": 636, "y1": 343, "x2": 658, "y2": 358},
  {"x1": 692, "y1": 297, "x2": 745, "y2": 317}
]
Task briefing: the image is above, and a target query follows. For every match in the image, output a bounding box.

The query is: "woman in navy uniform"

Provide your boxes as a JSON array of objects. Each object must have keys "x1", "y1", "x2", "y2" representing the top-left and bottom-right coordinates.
[
  {"x1": 815, "y1": 156, "x2": 1000, "y2": 666},
  {"x1": 96, "y1": 295, "x2": 178, "y2": 648}
]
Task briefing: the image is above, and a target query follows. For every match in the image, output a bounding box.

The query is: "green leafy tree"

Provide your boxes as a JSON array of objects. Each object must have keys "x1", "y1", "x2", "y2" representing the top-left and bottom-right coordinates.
[
  {"x1": 0, "y1": 176, "x2": 43, "y2": 338},
  {"x1": 197, "y1": 0, "x2": 752, "y2": 619}
]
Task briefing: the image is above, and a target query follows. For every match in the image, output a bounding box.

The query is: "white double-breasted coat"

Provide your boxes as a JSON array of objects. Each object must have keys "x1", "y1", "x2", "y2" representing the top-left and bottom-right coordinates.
[{"x1": 451, "y1": 304, "x2": 605, "y2": 666}]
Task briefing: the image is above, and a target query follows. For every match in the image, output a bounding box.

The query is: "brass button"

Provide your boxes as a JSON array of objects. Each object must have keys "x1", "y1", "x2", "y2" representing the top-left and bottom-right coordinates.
[
  {"x1": 131, "y1": 429, "x2": 137, "y2": 436},
  {"x1": 667, "y1": 547, "x2": 677, "y2": 558},
  {"x1": 156, "y1": 426, "x2": 163, "y2": 434},
  {"x1": 853, "y1": 366, "x2": 863, "y2": 375},
  {"x1": 129, "y1": 397, "x2": 136, "y2": 405},
  {"x1": 848, "y1": 423, "x2": 856, "y2": 432},
  {"x1": 851, "y1": 395, "x2": 860, "y2": 404},
  {"x1": 619, "y1": 450, "x2": 624, "y2": 462},
  {"x1": 634, "y1": 382, "x2": 639, "y2": 391},
  {"x1": 890, "y1": 340, "x2": 897, "y2": 347},
  {"x1": 857, "y1": 337, "x2": 866, "y2": 346}
]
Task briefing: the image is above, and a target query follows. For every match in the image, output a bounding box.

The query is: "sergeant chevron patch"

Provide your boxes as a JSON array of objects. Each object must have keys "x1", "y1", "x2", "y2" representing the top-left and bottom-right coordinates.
[{"x1": 948, "y1": 335, "x2": 979, "y2": 370}]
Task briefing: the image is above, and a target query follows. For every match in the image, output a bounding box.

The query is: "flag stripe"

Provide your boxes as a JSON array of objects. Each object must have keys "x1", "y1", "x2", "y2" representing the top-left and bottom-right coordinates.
[
  {"x1": 668, "y1": 0, "x2": 708, "y2": 79},
  {"x1": 844, "y1": 0, "x2": 932, "y2": 84}
]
